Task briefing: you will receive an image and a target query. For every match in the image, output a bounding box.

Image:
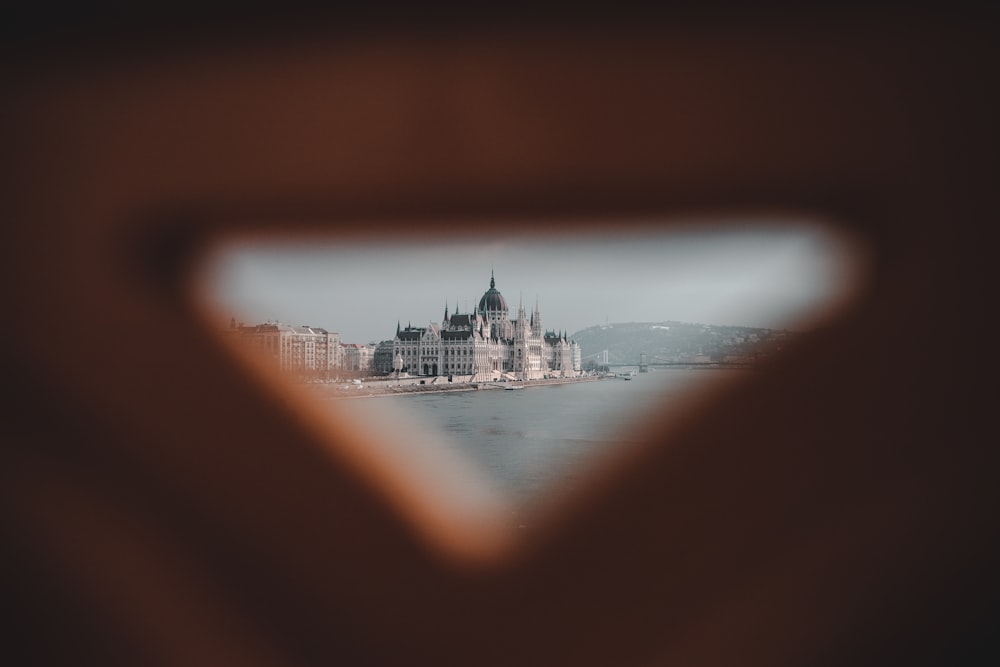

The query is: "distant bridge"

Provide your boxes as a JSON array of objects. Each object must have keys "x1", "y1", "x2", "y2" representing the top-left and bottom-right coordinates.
[
  {"x1": 581, "y1": 349, "x2": 611, "y2": 365},
  {"x1": 605, "y1": 361, "x2": 756, "y2": 369},
  {"x1": 600, "y1": 352, "x2": 758, "y2": 370},
  {"x1": 584, "y1": 349, "x2": 753, "y2": 371}
]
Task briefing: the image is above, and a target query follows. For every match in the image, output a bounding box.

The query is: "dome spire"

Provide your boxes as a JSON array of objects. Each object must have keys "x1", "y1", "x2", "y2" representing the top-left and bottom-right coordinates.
[{"x1": 478, "y1": 268, "x2": 508, "y2": 315}]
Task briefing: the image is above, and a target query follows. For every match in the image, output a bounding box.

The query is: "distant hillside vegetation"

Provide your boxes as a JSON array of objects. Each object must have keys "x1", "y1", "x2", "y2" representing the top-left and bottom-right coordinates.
[{"x1": 569, "y1": 321, "x2": 797, "y2": 365}]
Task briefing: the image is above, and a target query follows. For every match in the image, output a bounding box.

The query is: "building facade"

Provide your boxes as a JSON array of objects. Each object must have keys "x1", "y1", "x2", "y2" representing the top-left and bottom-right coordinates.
[
  {"x1": 234, "y1": 323, "x2": 342, "y2": 375},
  {"x1": 372, "y1": 340, "x2": 396, "y2": 374},
  {"x1": 341, "y1": 342, "x2": 376, "y2": 373},
  {"x1": 392, "y1": 271, "x2": 581, "y2": 382}
]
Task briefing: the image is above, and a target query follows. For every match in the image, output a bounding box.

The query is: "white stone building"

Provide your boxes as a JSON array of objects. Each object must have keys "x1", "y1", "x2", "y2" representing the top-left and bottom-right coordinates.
[
  {"x1": 392, "y1": 271, "x2": 581, "y2": 382},
  {"x1": 341, "y1": 342, "x2": 375, "y2": 373}
]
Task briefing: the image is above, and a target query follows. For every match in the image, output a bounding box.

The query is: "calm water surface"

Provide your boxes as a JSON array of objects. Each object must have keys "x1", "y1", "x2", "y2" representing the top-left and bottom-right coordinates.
[{"x1": 373, "y1": 368, "x2": 747, "y2": 506}]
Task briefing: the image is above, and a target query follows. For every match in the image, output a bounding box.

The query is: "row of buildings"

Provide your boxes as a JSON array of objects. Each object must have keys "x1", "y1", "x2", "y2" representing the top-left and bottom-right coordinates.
[
  {"x1": 226, "y1": 271, "x2": 582, "y2": 381},
  {"x1": 226, "y1": 321, "x2": 374, "y2": 375}
]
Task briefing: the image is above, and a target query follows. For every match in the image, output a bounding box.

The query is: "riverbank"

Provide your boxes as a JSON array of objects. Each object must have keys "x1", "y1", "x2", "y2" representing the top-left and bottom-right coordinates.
[{"x1": 306, "y1": 374, "x2": 604, "y2": 400}]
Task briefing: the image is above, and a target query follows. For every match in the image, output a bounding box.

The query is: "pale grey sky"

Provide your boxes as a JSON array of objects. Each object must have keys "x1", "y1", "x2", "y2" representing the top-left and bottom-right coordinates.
[{"x1": 196, "y1": 218, "x2": 866, "y2": 343}]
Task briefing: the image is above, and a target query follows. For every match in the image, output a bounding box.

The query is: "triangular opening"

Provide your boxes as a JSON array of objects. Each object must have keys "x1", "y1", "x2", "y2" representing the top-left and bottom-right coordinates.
[{"x1": 189, "y1": 216, "x2": 868, "y2": 561}]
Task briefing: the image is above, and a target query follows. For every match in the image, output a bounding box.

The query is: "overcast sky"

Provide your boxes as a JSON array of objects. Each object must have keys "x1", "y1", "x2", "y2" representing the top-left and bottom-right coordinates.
[{"x1": 196, "y1": 218, "x2": 866, "y2": 343}]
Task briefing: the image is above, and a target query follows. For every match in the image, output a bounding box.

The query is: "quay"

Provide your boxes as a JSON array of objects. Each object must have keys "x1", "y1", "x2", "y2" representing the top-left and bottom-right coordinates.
[{"x1": 306, "y1": 373, "x2": 603, "y2": 400}]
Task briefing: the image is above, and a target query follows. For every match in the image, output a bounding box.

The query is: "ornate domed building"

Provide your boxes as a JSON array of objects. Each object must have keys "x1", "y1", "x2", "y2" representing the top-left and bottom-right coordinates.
[
  {"x1": 393, "y1": 270, "x2": 581, "y2": 381},
  {"x1": 478, "y1": 271, "x2": 507, "y2": 312}
]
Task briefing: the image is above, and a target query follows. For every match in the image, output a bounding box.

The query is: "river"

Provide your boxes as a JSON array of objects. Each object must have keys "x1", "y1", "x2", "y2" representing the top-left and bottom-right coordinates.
[{"x1": 362, "y1": 367, "x2": 749, "y2": 510}]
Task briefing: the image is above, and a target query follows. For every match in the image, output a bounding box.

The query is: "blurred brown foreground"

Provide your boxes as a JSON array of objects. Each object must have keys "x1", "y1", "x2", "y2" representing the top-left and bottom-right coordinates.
[{"x1": 2, "y1": 4, "x2": 998, "y2": 666}]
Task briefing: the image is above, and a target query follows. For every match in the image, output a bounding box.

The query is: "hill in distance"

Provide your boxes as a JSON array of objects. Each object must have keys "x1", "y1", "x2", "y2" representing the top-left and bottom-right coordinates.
[{"x1": 568, "y1": 321, "x2": 798, "y2": 366}]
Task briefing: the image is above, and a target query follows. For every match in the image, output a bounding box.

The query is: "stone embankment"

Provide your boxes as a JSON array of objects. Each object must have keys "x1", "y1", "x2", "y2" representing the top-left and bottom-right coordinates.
[{"x1": 306, "y1": 374, "x2": 603, "y2": 400}]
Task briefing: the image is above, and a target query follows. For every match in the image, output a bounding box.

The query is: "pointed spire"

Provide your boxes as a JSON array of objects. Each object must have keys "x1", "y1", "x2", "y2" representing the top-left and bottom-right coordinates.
[
  {"x1": 490, "y1": 268, "x2": 495, "y2": 289},
  {"x1": 396, "y1": 320, "x2": 401, "y2": 336}
]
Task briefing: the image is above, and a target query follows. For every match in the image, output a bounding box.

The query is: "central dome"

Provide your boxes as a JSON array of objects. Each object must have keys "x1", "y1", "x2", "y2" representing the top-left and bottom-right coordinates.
[{"x1": 478, "y1": 271, "x2": 508, "y2": 312}]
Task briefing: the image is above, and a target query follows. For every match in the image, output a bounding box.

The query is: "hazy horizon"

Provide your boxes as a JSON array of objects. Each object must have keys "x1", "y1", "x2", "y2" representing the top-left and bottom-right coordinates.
[{"x1": 196, "y1": 219, "x2": 865, "y2": 343}]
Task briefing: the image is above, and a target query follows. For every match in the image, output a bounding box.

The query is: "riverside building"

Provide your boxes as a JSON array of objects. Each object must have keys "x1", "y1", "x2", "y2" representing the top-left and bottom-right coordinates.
[
  {"x1": 231, "y1": 322, "x2": 342, "y2": 375},
  {"x1": 392, "y1": 271, "x2": 581, "y2": 382}
]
